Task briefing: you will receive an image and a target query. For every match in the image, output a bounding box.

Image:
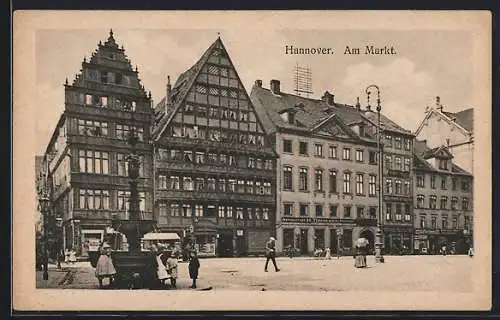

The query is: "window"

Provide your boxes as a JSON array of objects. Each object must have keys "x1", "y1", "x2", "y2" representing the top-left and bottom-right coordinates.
[
  {"x1": 246, "y1": 181, "x2": 254, "y2": 194},
  {"x1": 441, "y1": 217, "x2": 448, "y2": 229},
  {"x1": 170, "y1": 176, "x2": 180, "y2": 190},
  {"x1": 264, "y1": 182, "x2": 272, "y2": 195},
  {"x1": 283, "y1": 203, "x2": 293, "y2": 216},
  {"x1": 283, "y1": 166, "x2": 293, "y2": 191},
  {"x1": 158, "y1": 175, "x2": 167, "y2": 190},
  {"x1": 417, "y1": 195, "x2": 425, "y2": 208},
  {"x1": 343, "y1": 172, "x2": 351, "y2": 194},
  {"x1": 441, "y1": 176, "x2": 447, "y2": 190},
  {"x1": 451, "y1": 197, "x2": 458, "y2": 210},
  {"x1": 256, "y1": 181, "x2": 265, "y2": 195},
  {"x1": 452, "y1": 216, "x2": 458, "y2": 229},
  {"x1": 384, "y1": 155, "x2": 392, "y2": 170},
  {"x1": 369, "y1": 151, "x2": 377, "y2": 164},
  {"x1": 207, "y1": 178, "x2": 216, "y2": 191},
  {"x1": 395, "y1": 137, "x2": 402, "y2": 149},
  {"x1": 385, "y1": 204, "x2": 392, "y2": 221},
  {"x1": 404, "y1": 158, "x2": 410, "y2": 172},
  {"x1": 195, "y1": 204, "x2": 203, "y2": 217},
  {"x1": 462, "y1": 197, "x2": 469, "y2": 210},
  {"x1": 218, "y1": 206, "x2": 225, "y2": 218},
  {"x1": 265, "y1": 160, "x2": 273, "y2": 170},
  {"x1": 330, "y1": 205, "x2": 337, "y2": 217},
  {"x1": 356, "y1": 174, "x2": 364, "y2": 195},
  {"x1": 79, "y1": 189, "x2": 109, "y2": 210},
  {"x1": 417, "y1": 175, "x2": 425, "y2": 187},
  {"x1": 356, "y1": 206, "x2": 364, "y2": 218},
  {"x1": 343, "y1": 206, "x2": 351, "y2": 218},
  {"x1": 404, "y1": 204, "x2": 411, "y2": 221},
  {"x1": 462, "y1": 180, "x2": 470, "y2": 192},
  {"x1": 429, "y1": 195, "x2": 437, "y2": 209},
  {"x1": 195, "y1": 178, "x2": 205, "y2": 191},
  {"x1": 452, "y1": 178, "x2": 457, "y2": 191},
  {"x1": 218, "y1": 179, "x2": 226, "y2": 192},
  {"x1": 404, "y1": 180, "x2": 410, "y2": 195},
  {"x1": 299, "y1": 167, "x2": 308, "y2": 191},
  {"x1": 315, "y1": 204, "x2": 323, "y2": 217},
  {"x1": 329, "y1": 170, "x2": 337, "y2": 193},
  {"x1": 394, "y1": 180, "x2": 401, "y2": 194},
  {"x1": 431, "y1": 216, "x2": 437, "y2": 229},
  {"x1": 420, "y1": 215, "x2": 426, "y2": 228},
  {"x1": 118, "y1": 191, "x2": 146, "y2": 214},
  {"x1": 116, "y1": 124, "x2": 143, "y2": 141},
  {"x1": 355, "y1": 150, "x2": 364, "y2": 162},
  {"x1": 77, "y1": 119, "x2": 108, "y2": 136},
  {"x1": 439, "y1": 159, "x2": 449, "y2": 170},
  {"x1": 299, "y1": 204, "x2": 309, "y2": 216},
  {"x1": 315, "y1": 144, "x2": 324, "y2": 157},
  {"x1": 369, "y1": 207, "x2": 377, "y2": 219},
  {"x1": 329, "y1": 146, "x2": 337, "y2": 159},
  {"x1": 158, "y1": 203, "x2": 168, "y2": 217},
  {"x1": 117, "y1": 153, "x2": 128, "y2": 177},
  {"x1": 283, "y1": 139, "x2": 292, "y2": 153},
  {"x1": 183, "y1": 177, "x2": 193, "y2": 191},
  {"x1": 227, "y1": 206, "x2": 233, "y2": 218},
  {"x1": 404, "y1": 138, "x2": 411, "y2": 151},
  {"x1": 248, "y1": 157, "x2": 255, "y2": 169},
  {"x1": 369, "y1": 175, "x2": 376, "y2": 196},
  {"x1": 263, "y1": 208, "x2": 269, "y2": 220},
  {"x1": 236, "y1": 207, "x2": 244, "y2": 219},
  {"x1": 394, "y1": 156, "x2": 402, "y2": 171},
  {"x1": 385, "y1": 135, "x2": 393, "y2": 148},
  {"x1": 342, "y1": 148, "x2": 351, "y2": 160},
  {"x1": 315, "y1": 169, "x2": 323, "y2": 191},
  {"x1": 299, "y1": 142, "x2": 308, "y2": 155},
  {"x1": 430, "y1": 175, "x2": 436, "y2": 189},
  {"x1": 440, "y1": 196, "x2": 448, "y2": 209},
  {"x1": 78, "y1": 150, "x2": 109, "y2": 174},
  {"x1": 385, "y1": 178, "x2": 393, "y2": 194},
  {"x1": 195, "y1": 152, "x2": 205, "y2": 164},
  {"x1": 395, "y1": 204, "x2": 402, "y2": 221}
]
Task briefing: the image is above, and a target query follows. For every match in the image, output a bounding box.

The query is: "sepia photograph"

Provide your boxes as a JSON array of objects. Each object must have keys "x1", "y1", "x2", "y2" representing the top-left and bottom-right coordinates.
[{"x1": 13, "y1": 10, "x2": 491, "y2": 311}]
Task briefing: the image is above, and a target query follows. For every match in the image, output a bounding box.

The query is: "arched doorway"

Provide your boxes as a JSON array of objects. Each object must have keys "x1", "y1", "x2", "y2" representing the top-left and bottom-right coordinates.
[{"x1": 359, "y1": 229, "x2": 375, "y2": 255}]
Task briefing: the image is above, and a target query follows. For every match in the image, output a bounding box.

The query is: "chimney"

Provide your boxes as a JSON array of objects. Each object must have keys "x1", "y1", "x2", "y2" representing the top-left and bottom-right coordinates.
[
  {"x1": 270, "y1": 79, "x2": 281, "y2": 95},
  {"x1": 436, "y1": 96, "x2": 443, "y2": 112},
  {"x1": 355, "y1": 97, "x2": 362, "y2": 111},
  {"x1": 166, "y1": 75, "x2": 172, "y2": 112},
  {"x1": 255, "y1": 79, "x2": 263, "y2": 87},
  {"x1": 322, "y1": 91, "x2": 335, "y2": 106}
]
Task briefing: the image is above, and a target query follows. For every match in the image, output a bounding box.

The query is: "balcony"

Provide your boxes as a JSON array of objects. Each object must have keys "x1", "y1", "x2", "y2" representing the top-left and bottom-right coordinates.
[
  {"x1": 354, "y1": 218, "x2": 378, "y2": 227},
  {"x1": 155, "y1": 160, "x2": 275, "y2": 179},
  {"x1": 155, "y1": 189, "x2": 274, "y2": 204},
  {"x1": 158, "y1": 136, "x2": 276, "y2": 157}
]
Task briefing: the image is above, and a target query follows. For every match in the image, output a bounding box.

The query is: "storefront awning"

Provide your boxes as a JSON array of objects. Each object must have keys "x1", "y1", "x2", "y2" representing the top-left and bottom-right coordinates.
[{"x1": 142, "y1": 232, "x2": 180, "y2": 241}]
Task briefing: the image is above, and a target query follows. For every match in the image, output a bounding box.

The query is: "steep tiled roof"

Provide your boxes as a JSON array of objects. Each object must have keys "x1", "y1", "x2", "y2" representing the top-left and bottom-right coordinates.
[
  {"x1": 443, "y1": 108, "x2": 473, "y2": 132},
  {"x1": 413, "y1": 139, "x2": 472, "y2": 176},
  {"x1": 152, "y1": 38, "x2": 219, "y2": 138},
  {"x1": 362, "y1": 110, "x2": 413, "y2": 136}
]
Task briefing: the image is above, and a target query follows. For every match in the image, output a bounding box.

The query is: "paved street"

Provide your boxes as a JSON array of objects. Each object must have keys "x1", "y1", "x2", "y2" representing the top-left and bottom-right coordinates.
[{"x1": 36, "y1": 255, "x2": 473, "y2": 292}]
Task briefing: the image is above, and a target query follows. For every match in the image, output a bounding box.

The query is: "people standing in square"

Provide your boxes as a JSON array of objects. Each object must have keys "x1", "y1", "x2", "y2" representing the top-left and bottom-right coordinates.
[
  {"x1": 264, "y1": 237, "x2": 280, "y2": 272},
  {"x1": 188, "y1": 249, "x2": 200, "y2": 289}
]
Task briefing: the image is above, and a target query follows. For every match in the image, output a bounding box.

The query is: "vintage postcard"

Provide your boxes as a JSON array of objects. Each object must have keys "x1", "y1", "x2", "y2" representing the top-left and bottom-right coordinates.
[{"x1": 12, "y1": 10, "x2": 491, "y2": 311}]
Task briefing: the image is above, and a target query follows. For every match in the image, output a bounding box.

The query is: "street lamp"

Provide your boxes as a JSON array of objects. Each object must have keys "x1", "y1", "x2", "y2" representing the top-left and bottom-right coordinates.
[
  {"x1": 38, "y1": 193, "x2": 51, "y2": 280},
  {"x1": 366, "y1": 84, "x2": 385, "y2": 263}
]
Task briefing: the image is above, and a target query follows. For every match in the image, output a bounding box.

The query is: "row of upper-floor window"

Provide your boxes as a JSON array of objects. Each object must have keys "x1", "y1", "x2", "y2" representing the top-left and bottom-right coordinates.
[
  {"x1": 416, "y1": 174, "x2": 471, "y2": 191},
  {"x1": 416, "y1": 195, "x2": 470, "y2": 210},
  {"x1": 156, "y1": 148, "x2": 274, "y2": 170},
  {"x1": 384, "y1": 202, "x2": 413, "y2": 222},
  {"x1": 77, "y1": 188, "x2": 147, "y2": 211},
  {"x1": 283, "y1": 166, "x2": 378, "y2": 196},
  {"x1": 67, "y1": 91, "x2": 141, "y2": 112},
  {"x1": 182, "y1": 103, "x2": 257, "y2": 122},
  {"x1": 170, "y1": 124, "x2": 265, "y2": 145},
  {"x1": 417, "y1": 214, "x2": 472, "y2": 230},
  {"x1": 85, "y1": 68, "x2": 138, "y2": 88},
  {"x1": 158, "y1": 202, "x2": 270, "y2": 220},
  {"x1": 77, "y1": 149, "x2": 144, "y2": 176},
  {"x1": 76, "y1": 119, "x2": 145, "y2": 140},
  {"x1": 157, "y1": 175, "x2": 272, "y2": 195},
  {"x1": 383, "y1": 134, "x2": 412, "y2": 151}
]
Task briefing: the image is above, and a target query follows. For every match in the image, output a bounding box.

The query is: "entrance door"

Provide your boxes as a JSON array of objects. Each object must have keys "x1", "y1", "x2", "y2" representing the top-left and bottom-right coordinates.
[
  {"x1": 300, "y1": 229, "x2": 308, "y2": 255},
  {"x1": 217, "y1": 232, "x2": 234, "y2": 257},
  {"x1": 359, "y1": 229, "x2": 375, "y2": 254}
]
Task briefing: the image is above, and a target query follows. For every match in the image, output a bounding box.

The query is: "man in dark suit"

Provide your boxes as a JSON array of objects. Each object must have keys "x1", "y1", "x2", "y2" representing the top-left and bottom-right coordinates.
[{"x1": 264, "y1": 237, "x2": 280, "y2": 272}]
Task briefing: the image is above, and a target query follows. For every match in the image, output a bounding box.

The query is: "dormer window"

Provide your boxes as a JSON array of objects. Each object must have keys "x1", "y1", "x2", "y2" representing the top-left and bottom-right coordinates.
[
  {"x1": 438, "y1": 159, "x2": 449, "y2": 170},
  {"x1": 288, "y1": 112, "x2": 295, "y2": 124}
]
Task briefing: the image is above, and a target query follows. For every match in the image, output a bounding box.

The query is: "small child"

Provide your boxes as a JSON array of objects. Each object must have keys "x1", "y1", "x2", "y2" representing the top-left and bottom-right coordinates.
[
  {"x1": 188, "y1": 250, "x2": 200, "y2": 289},
  {"x1": 166, "y1": 251, "x2": 178, "y2": 288}
]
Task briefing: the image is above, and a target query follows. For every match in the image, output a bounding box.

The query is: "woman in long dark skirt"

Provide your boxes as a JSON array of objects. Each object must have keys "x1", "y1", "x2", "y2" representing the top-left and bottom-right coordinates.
[{"x1": 188, "y1": 250, "x2": 200, "y2": 289}]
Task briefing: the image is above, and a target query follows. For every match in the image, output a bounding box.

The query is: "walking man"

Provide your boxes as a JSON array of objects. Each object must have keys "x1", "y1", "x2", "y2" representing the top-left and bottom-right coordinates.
[{"x1": 264, "y1": 237, "x2": 280, "y2": 272}]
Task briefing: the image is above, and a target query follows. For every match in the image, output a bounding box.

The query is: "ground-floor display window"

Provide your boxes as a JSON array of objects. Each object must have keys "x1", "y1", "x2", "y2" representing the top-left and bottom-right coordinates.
[{"x1": 195, "y1": 234, "x2": 216, "y2": 257}]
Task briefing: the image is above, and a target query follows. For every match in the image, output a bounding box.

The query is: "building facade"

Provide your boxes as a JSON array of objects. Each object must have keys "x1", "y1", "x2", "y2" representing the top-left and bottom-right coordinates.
[
  {"x1": 251, "y1": 82, "x2": 387, "y2": 255},
  {"x1": 415, "y1": 97, "x2": 474, "y2": 174},
  {"x1": 152, "y1": 37, "x2": 277, "y2": 257},
  {"x1": 413, "y1": 140, "x2": 473, "y2": 254},
  {"x1": 41, "y1": 30, "x2": 154, "y2": 258}
]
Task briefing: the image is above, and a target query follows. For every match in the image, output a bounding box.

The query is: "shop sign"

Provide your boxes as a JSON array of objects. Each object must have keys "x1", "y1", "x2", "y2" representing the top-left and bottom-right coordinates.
[{"x1": 281, "y1": 216, "x2": 347, "y2": 224}]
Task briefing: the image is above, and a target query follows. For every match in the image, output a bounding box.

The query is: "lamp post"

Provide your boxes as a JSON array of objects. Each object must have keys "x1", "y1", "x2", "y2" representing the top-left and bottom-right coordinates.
[
  {"x1": 38, "y1": 193, "x2": 51, "y2": 280},
  {"x1": 366, "y1": 84, "x2": 385, "y2": 263}
]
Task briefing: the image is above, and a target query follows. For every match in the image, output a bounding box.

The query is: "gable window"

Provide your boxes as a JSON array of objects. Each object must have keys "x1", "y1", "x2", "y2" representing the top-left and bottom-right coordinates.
[
  {"x1": 315, "y1": 144, "x2": 324, "y2": 157},
  {"x1": 355, "y1": 150, "x2": 364, "y2": 162},
  {"x1": 342, "y1": 148, "x2": 351, "y2": 160},
  {"x1": 283, "y1": 166, "x2": 293, "y2": 191},
  {"x1": 283, "y1": 139, "x2": 293, "y2": 153},
  {"x1": 439, "y1": 159, "x2": 449, "y2": 170},
  {"x1": 329, "y1": 146, "x2": 337, "y2": 159},
  {"x1": 299, "y1": 141, "x2": 308, "y2": 155}
]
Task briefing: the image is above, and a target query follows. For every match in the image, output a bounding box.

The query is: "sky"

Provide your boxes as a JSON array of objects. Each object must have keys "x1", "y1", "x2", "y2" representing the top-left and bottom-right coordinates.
[{"x1": 34, "y1": 27, "x2": 473, "y2": 155}]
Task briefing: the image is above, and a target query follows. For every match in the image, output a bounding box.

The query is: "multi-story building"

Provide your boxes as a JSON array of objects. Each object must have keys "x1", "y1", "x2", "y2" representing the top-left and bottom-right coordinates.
[
  {"x1": 35, "y1": 155, "x2": 45, "y2": 235},
  {"x1": 251, "y1": 81, "x2": 385, "y2": 255},
  {"x1": 413, "y1": 139, "x2": 473, "y2": 254},
  {"x1": 151, "y1": 37, "x2": 278, "y2": 257},
  {"x1": 415, "y1": 97, "x2": 474, "y2": 174},
  {"x1": 41, "y1": 30, "x2": 154, "y2": 258},
  {"x1": 363, "y1": 111, "x2": 416, "y2": 254}
]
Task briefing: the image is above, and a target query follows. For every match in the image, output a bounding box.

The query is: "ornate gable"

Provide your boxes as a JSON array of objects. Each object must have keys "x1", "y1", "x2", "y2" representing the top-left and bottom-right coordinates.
[{"x1": 312, "y1": 115, "x2": 358, "y2": 139}]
